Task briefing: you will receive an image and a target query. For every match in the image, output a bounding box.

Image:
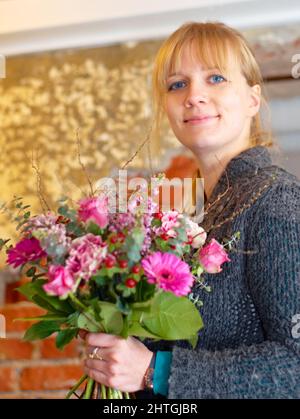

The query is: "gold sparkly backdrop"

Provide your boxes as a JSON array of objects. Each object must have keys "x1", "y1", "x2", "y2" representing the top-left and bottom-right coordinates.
[{"x1": 0, "y1": 40, "x2": 182, "y2": 262}]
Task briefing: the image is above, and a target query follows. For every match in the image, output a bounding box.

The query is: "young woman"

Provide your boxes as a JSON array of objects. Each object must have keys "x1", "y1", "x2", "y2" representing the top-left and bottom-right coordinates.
[{"x1": 82, "y1": 22, "x2": 300, "y2": 399}]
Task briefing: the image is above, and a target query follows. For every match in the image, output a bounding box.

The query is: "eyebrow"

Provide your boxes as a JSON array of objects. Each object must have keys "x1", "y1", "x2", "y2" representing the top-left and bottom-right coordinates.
[{"x1": 167, "y1": 68, "x2": 222, "y2": 78}]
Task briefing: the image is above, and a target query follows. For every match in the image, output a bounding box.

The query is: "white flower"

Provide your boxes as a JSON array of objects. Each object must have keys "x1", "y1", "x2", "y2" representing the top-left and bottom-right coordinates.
[{"x1": 186, "y1": 219, "x2": 207, "y2": 249}]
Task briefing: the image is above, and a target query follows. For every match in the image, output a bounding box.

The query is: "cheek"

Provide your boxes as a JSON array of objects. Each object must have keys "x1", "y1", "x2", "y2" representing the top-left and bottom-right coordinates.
[{"x1": 221, "y1": 90, "x2": 248, "y2": 124}]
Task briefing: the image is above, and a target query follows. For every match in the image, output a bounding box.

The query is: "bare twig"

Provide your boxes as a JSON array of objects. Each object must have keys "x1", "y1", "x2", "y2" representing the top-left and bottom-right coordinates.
[
  {"x1": 30, "y1": 149, "x2": 51, "y2": 213},
  {"x1": 75, "y1": 128, "x2": 95, "y2": 197},
  {"x1": 53, "y1": 172, "x2": 85, "y2": 208},
  {"x1": 121, "y1": 123, "x2": 153, "y2": 171}
]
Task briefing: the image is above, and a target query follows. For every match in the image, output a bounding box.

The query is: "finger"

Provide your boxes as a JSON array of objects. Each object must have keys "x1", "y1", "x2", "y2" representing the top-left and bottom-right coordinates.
[
  {"x1": 79, "y1": 329, "x2": 88, "y2": 340},
  {"x1": 85, "y1": 332, "x2": 122, "y2": 348},
  {"x1": 85, "y1": 358, "x2": 108, "y2": 372},
  {"x1": 84, "y1": 366, "x2": 108, "y2": 386},
  {"x1": 86, "y1": 345, "x2": 111, "y2": 361}
]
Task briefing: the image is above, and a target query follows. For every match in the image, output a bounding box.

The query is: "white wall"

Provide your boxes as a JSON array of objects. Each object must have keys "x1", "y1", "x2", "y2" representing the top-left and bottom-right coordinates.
[{"x1": 0, "y1": 0, "x2": 300, "y2": 55}]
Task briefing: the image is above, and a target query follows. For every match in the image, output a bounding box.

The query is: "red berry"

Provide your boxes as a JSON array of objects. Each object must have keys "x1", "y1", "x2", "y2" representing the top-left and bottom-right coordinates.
[
  {"x1": 125, "y1": 278, "x2": 137, "y2": 288},
  {"x1": 119, "y1": 260, "x2": 128, "y2": 269},
  {"x1": 154, "y1": 212, "x2": 162, "y2": 219},
  {"x1": 170, "y1": 245, "x2": 176, "y2": 250},
  {"x1": 117, "y1": 232, "x2": 126, "y2": 240},
  {"x1": 105, "y1": 258, "x2": 115, "y2": 268},
  {"x1": 110, "y1": 235, "x2": 118, "y2": 244},
  {"x1": 131, "y1": 265, "x2": 140, "y2": 274},
  {"x1": 161, "y1": 233, "x2": 169, "y2": 241}
]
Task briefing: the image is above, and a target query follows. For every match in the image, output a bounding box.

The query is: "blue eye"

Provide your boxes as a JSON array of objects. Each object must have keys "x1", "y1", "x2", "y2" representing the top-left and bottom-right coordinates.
[
  {"x1": 168, "y1": 80, "x2": 186, "y2": 91},
  {"x1": 210, "y1": 74, "x2": 226, "y2": 84}
]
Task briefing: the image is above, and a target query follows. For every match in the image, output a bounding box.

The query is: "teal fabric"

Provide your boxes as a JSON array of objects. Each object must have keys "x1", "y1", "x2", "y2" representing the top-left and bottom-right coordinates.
[{"x1": 153, "y1": 351, "x2": 172, "y2": 396}]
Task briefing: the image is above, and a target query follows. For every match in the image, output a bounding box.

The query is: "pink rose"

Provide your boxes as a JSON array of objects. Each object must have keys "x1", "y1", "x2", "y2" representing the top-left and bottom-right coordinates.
[
  {"x1": 78, "y1": 196, "x2": 109, "y2": 228},
  {"x1": 43, "y1": 265, "x2": 75, "y2": 297},
  {"x1": 199, "y1": 238, "x2": 230, "y2": 273}
]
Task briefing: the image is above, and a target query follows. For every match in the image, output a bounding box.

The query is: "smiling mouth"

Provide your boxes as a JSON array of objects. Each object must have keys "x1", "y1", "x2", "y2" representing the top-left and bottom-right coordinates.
[{"x1": 184, "y1": 115, "x2": 220, "y2": 124}]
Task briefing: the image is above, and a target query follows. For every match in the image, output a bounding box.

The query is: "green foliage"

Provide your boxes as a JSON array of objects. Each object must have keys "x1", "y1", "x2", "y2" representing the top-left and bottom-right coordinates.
[
  {"x1": 86, "y1": 222, "x2": 104, "y2": 236},
  {"x1": 124, "y1": 228, "x2": 144, "y2": 263},
  {"x1": 23, "y1": 321, "x2": 61, "y2": 341},
  {"x1": 134, "y1": 279, "x2": 156, "y2": 302},
  {"x1": 141, "y1": 292, "x2": 203, "y2": 342},
  {"x1": 17, "y1": 280, "x2": 74, "y2": 314},
  {"x1": 56, "y1": 328, "x2": 79, "y2": 350}
]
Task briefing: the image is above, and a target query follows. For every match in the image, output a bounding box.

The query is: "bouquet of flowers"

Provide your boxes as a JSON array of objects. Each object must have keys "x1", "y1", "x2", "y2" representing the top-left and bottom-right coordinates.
[{"x1": 1, "y1": 176, "x2": 231, "y2": 399}]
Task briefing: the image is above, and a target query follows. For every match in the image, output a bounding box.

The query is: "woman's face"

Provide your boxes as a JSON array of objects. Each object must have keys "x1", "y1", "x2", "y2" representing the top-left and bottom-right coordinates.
[{"x1": 164, "y1": 45, "x2": 261, "y2": 155}]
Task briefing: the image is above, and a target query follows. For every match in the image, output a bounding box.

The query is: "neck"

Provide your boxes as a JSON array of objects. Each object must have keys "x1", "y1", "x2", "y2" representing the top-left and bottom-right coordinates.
[{"x1": 194, "y1": 142, "x2": 251, "y2": 200}]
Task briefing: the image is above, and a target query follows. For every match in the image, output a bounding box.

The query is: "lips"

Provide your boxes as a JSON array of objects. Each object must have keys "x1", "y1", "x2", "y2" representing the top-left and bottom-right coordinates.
[{"x1": 184, "y1": 115, "x2": 220, "y2": 123}]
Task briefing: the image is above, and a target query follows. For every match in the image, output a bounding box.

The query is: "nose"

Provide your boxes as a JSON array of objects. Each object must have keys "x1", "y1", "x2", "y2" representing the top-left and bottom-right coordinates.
[{"x1": 184, "y1": 83, "x2": 209, "y2": 108}]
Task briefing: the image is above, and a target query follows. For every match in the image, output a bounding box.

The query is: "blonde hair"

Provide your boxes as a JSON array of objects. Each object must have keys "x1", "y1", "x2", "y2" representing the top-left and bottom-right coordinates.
[{"x1": 151, "y1": 21, "x2": 273, "y2": 149}]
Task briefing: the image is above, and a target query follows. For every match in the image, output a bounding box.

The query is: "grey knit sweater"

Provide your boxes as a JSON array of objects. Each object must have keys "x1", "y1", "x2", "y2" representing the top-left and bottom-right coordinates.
[{"x1": 146, "y1": 146, "x2": 300, "y2": 399}]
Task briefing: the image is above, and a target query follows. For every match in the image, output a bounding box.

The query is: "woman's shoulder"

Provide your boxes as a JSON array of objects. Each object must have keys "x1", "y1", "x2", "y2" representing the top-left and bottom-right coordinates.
[{"x1": 249, "y1": 164, "x2": 300, "y2": 221}]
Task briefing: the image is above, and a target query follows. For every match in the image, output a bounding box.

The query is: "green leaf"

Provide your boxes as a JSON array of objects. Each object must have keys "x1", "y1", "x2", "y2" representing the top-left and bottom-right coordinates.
[
  {"x1": 97, "y1": 302, "x2": 124, "y2": 335},
  {"x1": 16, "y1": 280, "x2": 74, "y2": 314},
  {"x1": 135, "y1": 280, "x2": 155, "y2": 302},
  {"x1": 23, "y1": 321, "x2": 61, "y2": 341},
  {"x1": 16, "y1": 280, "x2": 46, "y2": 301},
  {"x1": 56, "y1": 328, "x2": 78, "y2": 350},
  {"x1": 93, "y1": 266, "x2": 123, "y2": 280},
  {"x1": 32, "y1": 295, "x2": 62, "y2": 312},
  {"x1": 77, "y1": 307, "x2": 101, "y2": 333},
  {"x1": 127, "y1": 321, "x2": 161, "y2": 339},
  {"x1": 16, "y1": 313, "x2": 68, "y2": 322},
  {"x1": 86, "y1": 222, "x2": 103, "y2": 236},
  {"x1": 142, "y1": 292, "x2": 203, "y2": 340},
  {"x1": 188, "y1": 334, "x2": 199, "y2": 349}
]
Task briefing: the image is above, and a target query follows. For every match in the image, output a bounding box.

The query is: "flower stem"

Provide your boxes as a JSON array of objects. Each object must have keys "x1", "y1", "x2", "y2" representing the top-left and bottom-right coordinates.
[
  {"x1": 107, "y1": 387, "x2": 113, "y2": 399},
  {"x1": 83, "y1": 378, "x2": 95, "y2": 399},
  {"x1": 101, "y1": 384, "x2": 107, "y2": 399},
  {"x1": 65, "y1": 374, "x2": 88, "y2": 399}
]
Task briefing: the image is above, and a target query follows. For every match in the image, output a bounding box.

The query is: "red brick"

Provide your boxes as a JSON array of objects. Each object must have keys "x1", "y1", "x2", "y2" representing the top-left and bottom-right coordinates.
[
  {"x1": 5, "y1": 277, "x2": 30, "y2": 304},
  {"x1": 0, "y1": 303, "x2": 46, "y2": 332},
  {"x1": 0, "y1": 367, "x2": 17, "y2": 392},
  {"x1": 20, "y1": 364, "x2": 83, "y2": 391},
  {"x1": 39, "y1": 337, "x2": 81, "y2": 359},
  {"x1": 0, "y1": 338, "x2": 35, "y2": 360}
]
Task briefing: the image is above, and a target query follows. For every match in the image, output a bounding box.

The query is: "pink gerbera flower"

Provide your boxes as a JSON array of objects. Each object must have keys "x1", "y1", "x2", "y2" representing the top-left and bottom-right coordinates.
[
  {"x1": 141, "y1": 251, "x2": 194, "y2": 296},
  {"x1": 7, "y1": 237, "x2": 46, "y2": 268}
]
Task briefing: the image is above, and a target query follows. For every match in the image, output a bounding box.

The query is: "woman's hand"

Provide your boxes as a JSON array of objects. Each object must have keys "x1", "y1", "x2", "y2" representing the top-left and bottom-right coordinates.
[{"x1": 82, "y1": 331, "x2": 153, "y2": 392}]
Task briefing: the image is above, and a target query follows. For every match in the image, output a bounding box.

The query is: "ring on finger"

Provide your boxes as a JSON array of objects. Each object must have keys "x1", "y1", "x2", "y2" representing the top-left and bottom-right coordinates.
[{"x1": 89, "y1": 346, "x2": 104, "y2": 361}]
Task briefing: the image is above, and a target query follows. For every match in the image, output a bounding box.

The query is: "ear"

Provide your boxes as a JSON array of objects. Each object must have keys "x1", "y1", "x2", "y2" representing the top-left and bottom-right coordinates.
[{"x1": 247, "y1": 84, "x2": 261, "y2": 117}]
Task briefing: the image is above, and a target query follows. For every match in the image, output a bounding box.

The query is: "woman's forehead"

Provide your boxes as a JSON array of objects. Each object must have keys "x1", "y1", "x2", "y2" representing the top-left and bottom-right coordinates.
[{"x1": 167, "y1": 41, "x2": 240, "y2": 77}]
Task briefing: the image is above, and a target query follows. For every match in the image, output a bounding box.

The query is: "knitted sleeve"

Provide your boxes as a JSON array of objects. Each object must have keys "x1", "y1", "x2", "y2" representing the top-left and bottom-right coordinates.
[{"x1": 168, "y1": 181, "x2": 300, "y2": 399}]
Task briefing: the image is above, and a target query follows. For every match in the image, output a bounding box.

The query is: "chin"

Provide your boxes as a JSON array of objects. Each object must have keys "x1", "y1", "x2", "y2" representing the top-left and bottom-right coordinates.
[{"x1": 183, "y1": 136, "x2": 224, "y2": 152}]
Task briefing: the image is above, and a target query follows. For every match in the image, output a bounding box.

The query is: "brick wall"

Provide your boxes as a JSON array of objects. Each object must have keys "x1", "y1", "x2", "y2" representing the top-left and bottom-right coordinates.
[{"x1": 0, "y1": 296, "x2": 84, "y2": 399}]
